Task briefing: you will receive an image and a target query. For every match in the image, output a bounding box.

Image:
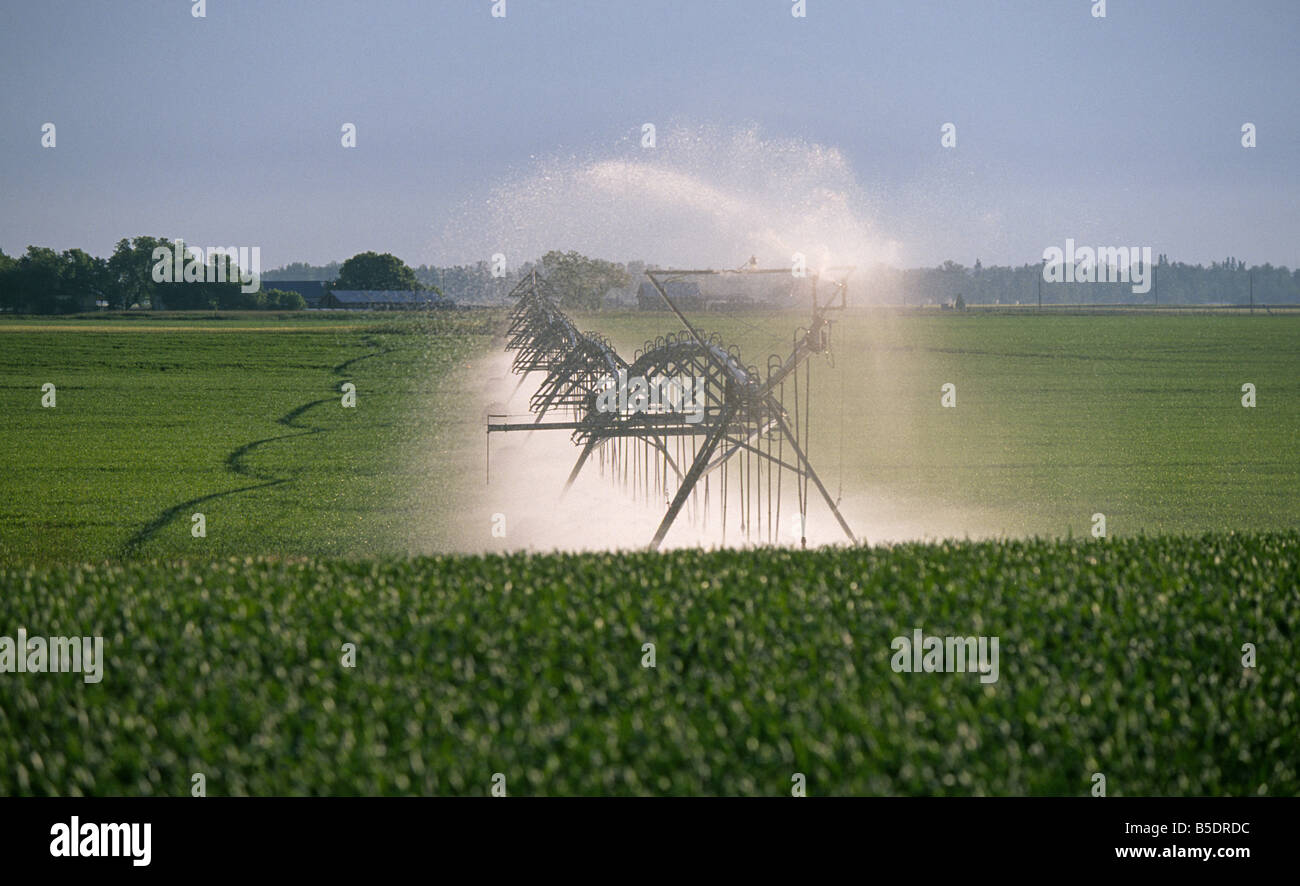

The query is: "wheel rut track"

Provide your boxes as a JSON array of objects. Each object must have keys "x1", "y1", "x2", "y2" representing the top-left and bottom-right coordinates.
[{"x1": 119, "y1": 336, "x2": 394, "y2": 557}]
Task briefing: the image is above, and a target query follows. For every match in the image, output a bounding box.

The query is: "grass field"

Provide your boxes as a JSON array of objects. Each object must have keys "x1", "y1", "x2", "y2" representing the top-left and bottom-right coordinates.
[
  {"x1": 1, "y1": 308, "x2": 1297, "y2": 796},
  {"x1": 0, "y1": 311, "x2": 498, "y2": 563},
  {"x1": 578, "y1": 308, "x2": 1300, "y2": 541},
  {"x1": 4, "y1": 309, "x2": 1296, "y2": 560}
]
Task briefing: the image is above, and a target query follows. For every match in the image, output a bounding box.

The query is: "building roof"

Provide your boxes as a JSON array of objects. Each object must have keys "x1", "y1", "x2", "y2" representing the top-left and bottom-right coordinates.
[{"x1": 638, "y1": 280, "x2": 701, "y2": 300}]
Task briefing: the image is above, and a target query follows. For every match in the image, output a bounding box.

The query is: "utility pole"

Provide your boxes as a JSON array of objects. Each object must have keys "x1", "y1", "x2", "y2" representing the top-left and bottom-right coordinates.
[
  {"x1": 1037, "y1": 260, "x2": 1043, "y2": 311},
  {"x1": 1249, "y1": 269, "x2": 1254, "y2": 313}
]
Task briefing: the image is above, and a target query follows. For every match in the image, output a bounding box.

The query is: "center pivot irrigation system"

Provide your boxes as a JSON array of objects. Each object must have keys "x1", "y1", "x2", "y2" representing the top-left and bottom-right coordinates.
[{"x1": 486, "y1": 263, "x2": 857, "y2": 551}]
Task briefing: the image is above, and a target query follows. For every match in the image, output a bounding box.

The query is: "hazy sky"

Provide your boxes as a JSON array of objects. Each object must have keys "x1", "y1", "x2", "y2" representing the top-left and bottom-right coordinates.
[{"x1": 2, "y1": 0, "x2": 1296, "y2": 270}]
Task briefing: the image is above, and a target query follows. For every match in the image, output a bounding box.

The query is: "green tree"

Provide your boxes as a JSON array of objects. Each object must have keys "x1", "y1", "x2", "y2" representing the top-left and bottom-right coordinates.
[
  {"x1": 109, "y1": 236, "x2": 173, "y2": 309},
  {"x1": 205, "y1": 251, "x2": 253, "y2": 309},
  {"x1": 335, "y1": 252, "x2": 421, "y2": 291},
  {"x1": 539, "y1": 250, "x2": 630, "y2": 309},
  {"x1": 216, "y1": 286, "x2": 265, "y2": 310},
  {"x1": 61, "y1": 248, "x2": 112, "y2": 309},
  {"x1": 0, "y1": 249, "x2": 17, "y2": 312},
  {"x1": 264, "y1": 260, "x2": 341, "y2": 282},
  {"x1": 0, "y1": 247, "x2": 107, "y2": 313},
  {"x1": 264, "y1": 288, "x2": 307, "y2": 310},
  {"x1": 15, "y1": 247, "x2": 66, "y2": 313},
  {"x1": 151, "y1": 240, "x2": 219, "y2": 310}
]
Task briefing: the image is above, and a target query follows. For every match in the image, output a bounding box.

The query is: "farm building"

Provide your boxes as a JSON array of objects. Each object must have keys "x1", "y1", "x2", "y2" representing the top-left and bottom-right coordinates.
[
  {"x1": 319, "y1": 290, "x2": 453, "y2": 310},
  {"x1": 637, "y1": 280, "x2": 704, "y2": 311},
  {"x1": 637, "y1": 276, "x2": 799, "y2": 311}
]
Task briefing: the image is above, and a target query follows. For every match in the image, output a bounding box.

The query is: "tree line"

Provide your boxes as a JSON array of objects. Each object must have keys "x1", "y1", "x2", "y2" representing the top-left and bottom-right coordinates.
[
  {"x1": 264, "y1": 250, "x2": 632, "y2": 308},
  {"x1": 0, "y1": 238, "x2": 306, "y2": 313},
  {"x1": 861, "y1": 257, "x2": 1300, "y2": 306},
  {"x1": 280, "y1": 254, "x2": 1300, "y2": 307},
  {"x1": 262, "y1": 250, "x2": 631, "y2": 308},
  {"x1": 8, "y1": 238, "x2": 1298, "y2": 314}
]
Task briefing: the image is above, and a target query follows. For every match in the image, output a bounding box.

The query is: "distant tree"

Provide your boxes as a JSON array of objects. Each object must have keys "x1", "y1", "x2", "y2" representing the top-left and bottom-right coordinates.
[
  {"x1": 954, "y1": 292, "x2": 966, "y2": 311},
  {"x1": 335, "y1": 252, "x2": 421, "y2": 291},
  {"x1": 15, "y1": 247, "x2": 67, "y2": 313},
  {"x1": 201, "y1": 251, "x2": 253, "y2": 309},
  {"x1": 60, "y1": 248, "x2": 112, "y2": 310},
  {"x1": 540, "y1": 250, "x2": 630, "y2": 309},
  {"x1": 109, "y1": 236, "x2": 173, "y2": 309},
  {"x1": 0, "y1": 249, "x2": 17, "y2": 312},
  {"x1": 216, "y1": 286, "x2": 265, "y2": 310},
  {"x1": 0, "y1": 247, "x2": 110, "y2": 313},
  {"x1": 262, "y1": 261, "x2": 342, "y2": 282},
  {"x1": 154, "y1": 241, "x2": 219, "y2": 310},
  {"x1": 263, "y1": 288, "x2": 307, "y2": 310}
]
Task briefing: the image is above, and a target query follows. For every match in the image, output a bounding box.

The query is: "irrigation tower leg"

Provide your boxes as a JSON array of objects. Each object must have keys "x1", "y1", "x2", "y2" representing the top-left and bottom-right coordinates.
[
  {"x1": 562, "y1": 439, "x2": 599, "y2": 493},
  {"x1": 772, "y1": 412, "x2": 857, "y2": 544},
  {"x1": 649, "y1": 403, "x2": 738, "y2": 551}
]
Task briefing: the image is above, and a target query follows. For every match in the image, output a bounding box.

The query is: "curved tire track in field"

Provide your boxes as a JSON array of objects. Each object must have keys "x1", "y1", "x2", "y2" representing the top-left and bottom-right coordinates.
[
  {"x1": 119, "y1": 336, "x2": 393, "y2": 557},
  {"x1": 224, "y1": 399, "x2": 333, "y2": 479},
  {"x1": 119, "y1": 481, "x2": 292, "y2": 557}
]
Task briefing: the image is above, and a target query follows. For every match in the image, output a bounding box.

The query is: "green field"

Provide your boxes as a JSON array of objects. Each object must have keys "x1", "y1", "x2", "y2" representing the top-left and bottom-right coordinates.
[
  {"x1": 3, "y1": 309, "x2": 1297, "y2": 560},
  {"x1": 1, "y1": 309, "x2": 1297, "y2": 796},
  {"x1": 575, "y1": 309, "x2": 1300, "y2": 542},
  {"x1": 0, "y1": 311, "x2": 497, "y2": 563},
  {"x1": 1, "y1": 534, "x2": 1295, "y2": 795}
]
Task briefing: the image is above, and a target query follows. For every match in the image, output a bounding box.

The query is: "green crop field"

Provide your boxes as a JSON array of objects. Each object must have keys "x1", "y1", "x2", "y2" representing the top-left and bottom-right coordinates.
[
  {"x1": 0, "y1": 534, "x2": 1295, "y2": 795},
  {"x1": 1, "y1": 309, "x2": 1297, "y2": 796},
  {"x1": 575, "y1": 309, "x2": 1300, "y2": 542},
  {"x1": 4, "y1": 309, "x2": 1297, "y2": 560},
  {"x1": 0, "y1": 311, "x2": 498, "y2": 564}
]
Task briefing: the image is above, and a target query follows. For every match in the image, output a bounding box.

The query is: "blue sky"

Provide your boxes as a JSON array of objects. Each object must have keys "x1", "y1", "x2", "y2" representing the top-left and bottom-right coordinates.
[{"x1": 2, "y1": 0, "x2": 1296, "y2": 269}]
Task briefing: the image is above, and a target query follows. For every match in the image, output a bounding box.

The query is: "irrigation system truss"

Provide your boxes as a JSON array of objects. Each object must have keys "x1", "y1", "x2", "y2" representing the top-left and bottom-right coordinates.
[{"x1": 486, "y1": 264, "x2": 857, "y2": 551}]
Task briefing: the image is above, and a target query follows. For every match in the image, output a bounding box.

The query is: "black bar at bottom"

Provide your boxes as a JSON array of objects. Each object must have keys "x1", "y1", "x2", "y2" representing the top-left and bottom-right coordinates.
[{"x1": 0, "y1": 797, "x2": 1287, "y2": 874}]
